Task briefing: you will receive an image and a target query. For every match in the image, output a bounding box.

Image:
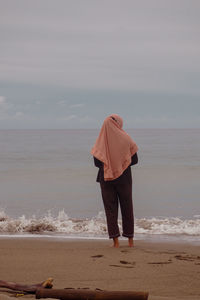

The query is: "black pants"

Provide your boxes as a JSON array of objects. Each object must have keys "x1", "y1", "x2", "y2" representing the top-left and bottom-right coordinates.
[{"x1": 100, "y1": 181, "x2": 134, "y2": 239}]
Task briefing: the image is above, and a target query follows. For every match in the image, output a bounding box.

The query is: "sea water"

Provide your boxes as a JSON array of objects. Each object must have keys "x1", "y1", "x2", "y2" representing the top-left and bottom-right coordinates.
[{"x1": 0, "y1": 129, "x2": 200, "y2": 242}]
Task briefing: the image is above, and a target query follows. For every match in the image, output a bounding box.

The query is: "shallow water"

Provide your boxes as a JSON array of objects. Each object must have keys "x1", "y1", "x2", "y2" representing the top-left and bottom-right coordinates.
[{"x1": 0, "y1": 129, "x2": 200, "y2": 240}]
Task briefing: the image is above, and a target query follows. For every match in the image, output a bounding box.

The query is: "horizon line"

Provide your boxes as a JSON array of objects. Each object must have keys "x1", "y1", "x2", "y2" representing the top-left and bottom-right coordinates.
[{"x1": 0, "y1": 127, "x2": 200, "y2": 131}]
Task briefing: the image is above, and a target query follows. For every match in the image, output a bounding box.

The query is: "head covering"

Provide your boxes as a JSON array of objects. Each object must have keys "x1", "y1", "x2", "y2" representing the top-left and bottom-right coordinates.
[{"x1": 91, "y1": 114, "x2": 138, "y2": 181}]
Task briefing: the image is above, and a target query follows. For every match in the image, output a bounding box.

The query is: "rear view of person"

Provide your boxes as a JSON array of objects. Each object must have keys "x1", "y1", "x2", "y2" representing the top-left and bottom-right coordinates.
[{"x1": 91, "y1": 114, "x2": 138, "y2": 248}]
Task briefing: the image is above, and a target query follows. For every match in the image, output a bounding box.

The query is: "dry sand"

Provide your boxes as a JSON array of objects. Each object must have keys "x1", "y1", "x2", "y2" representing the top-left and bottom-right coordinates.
[{"x1": 0, "y1": 238, "x2": 199, "y2": 300}]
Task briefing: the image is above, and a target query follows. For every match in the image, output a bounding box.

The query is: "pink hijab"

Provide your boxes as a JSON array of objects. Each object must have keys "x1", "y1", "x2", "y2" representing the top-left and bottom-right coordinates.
[{"x1": 91, "y1": 114, "x2": 138, "y2": 181}]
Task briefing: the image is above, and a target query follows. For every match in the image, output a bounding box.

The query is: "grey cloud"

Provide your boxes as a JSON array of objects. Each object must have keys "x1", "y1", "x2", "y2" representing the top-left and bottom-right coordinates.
[
  {"x1": 1, "y1": 0, "x2": 200, "y2": 94},
  {"x1": 0, "y1": 0, "x2": 200, "y2": 128},
  {"x1": 70, "y1": 103, "x2": 85, "y2": 108},
  {"x1": 0, "y1": 96, "x2": 13, "y2": 118}
]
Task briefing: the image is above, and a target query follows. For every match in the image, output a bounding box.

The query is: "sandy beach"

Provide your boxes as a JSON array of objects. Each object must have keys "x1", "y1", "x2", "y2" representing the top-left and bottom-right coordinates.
[{"x1": 0, "y1": 238, "x2": 199, "y2": 300}]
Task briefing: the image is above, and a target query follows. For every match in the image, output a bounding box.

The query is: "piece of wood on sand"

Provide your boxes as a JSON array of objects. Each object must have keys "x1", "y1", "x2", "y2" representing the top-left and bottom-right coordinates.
[
  {"x1": 36, "y1": 288, "x2": 149, "y2": 300},
  {"x1": 0, "y1": 278, "x2": 53, "y2": 294}
]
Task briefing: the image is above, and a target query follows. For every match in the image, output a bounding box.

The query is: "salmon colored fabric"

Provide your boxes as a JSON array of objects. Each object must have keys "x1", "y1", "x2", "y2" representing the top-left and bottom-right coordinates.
[{"x1": 91, "y1": 114, "x2": 138, "y2": 181}]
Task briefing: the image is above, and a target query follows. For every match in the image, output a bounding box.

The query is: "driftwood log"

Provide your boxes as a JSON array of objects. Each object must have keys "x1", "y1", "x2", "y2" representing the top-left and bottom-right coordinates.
[
  {"x1": 36, "y1": 288, "x2": 149, "y2": 300},
  {"x1": 0, "y1": 278, "x2": 53, "y2": 293}
]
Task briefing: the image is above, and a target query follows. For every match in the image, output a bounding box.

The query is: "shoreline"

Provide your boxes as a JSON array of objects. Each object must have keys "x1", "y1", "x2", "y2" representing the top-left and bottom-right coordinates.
[
  {"x1": 0, "y1": 239, "x2": 199, "y2": 300},
  {"x1": 0, "y1": 233, "x2": 200, "y2": 246}
]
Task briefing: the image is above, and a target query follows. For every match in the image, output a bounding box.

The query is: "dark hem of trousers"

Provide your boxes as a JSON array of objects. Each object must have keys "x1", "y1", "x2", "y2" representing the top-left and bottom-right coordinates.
[
  {"x1": 122, "y1": 233, "x2": 134, "y2": 238},
  {"x1": 109, "y1": 234, "x2": 120, "y2": 239}
]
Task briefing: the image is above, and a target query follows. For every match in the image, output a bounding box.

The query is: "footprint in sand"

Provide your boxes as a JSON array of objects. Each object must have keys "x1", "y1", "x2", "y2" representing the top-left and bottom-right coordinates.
[
  {"x1": 109, "y1": 264, "x2": 134, "y2": 269},
  {"x1": 109, "y1": 261, "x2": 136, "y2": 268},
  {"x1": 148, "y1": 259, "x2": 172, "y2": 265},
  {"x1": 175, "y1": 254, "x2": 200, "y2": 262},
  {"x1": 91, "y1": 254, "x2": 104, "y2": 258},
  {"x1": 120, "y1": 260, "x2": 136, "y2": 266}
]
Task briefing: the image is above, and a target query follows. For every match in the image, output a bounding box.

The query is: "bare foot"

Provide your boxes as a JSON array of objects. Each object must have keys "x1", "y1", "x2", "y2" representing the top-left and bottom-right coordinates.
[
  {"x1": 112, "y1": 237, "x2": 119, "y2": 248},
  {"x1": 128, "y1": 237, "x2": 134, "y2": 247}
]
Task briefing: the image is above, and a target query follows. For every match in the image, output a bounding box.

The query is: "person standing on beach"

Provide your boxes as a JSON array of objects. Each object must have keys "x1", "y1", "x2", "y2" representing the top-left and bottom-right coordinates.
[{"x1": 91, "y1": 114, "x2": 138, "y2": 248}]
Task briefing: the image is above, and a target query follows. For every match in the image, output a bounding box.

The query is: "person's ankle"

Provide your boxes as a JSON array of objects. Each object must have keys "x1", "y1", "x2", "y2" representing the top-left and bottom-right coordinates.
[
  {"x1": 128, "y1": 237, "x2": 134, "y2": 247},
  {"x1": 112, "y1": 237, "x2": 119, "y2": 248}
]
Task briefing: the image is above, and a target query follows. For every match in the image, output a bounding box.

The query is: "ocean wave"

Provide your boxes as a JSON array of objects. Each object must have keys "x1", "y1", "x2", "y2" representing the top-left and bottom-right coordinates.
[
  {"x1": 0, "y1": 210, "x2": 200, "y2": 237},
  {"x1": 135, "y1": 217, "x2": 200, "y2": 236}
]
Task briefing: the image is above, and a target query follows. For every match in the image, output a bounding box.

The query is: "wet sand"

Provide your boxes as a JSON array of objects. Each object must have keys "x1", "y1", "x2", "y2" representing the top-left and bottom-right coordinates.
[{"x1": 0, "y1": 238, "x2": 199, "y2": 300}]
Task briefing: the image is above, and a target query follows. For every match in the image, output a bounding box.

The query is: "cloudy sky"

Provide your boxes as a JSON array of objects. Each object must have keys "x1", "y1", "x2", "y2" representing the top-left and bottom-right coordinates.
[{"x1": 0, "y1": 0, "x2": 200, "y2": 129}]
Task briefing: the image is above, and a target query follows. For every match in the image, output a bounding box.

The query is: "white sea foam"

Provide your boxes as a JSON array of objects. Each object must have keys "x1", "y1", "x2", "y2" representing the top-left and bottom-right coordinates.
[
  {"x1": 0, "y1": 210, "x2": 200, "y2": 238},
  {"x1": 135, "y1": 217, "x2": 200, "y2": 236}
]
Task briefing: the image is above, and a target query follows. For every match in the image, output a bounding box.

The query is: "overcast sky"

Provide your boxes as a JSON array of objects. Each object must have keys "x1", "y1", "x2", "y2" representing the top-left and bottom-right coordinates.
[{"x1": 0, "y1": 0, "x2": 200, "y2": 129}]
